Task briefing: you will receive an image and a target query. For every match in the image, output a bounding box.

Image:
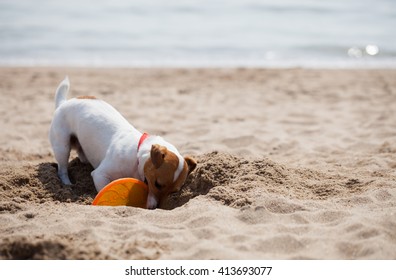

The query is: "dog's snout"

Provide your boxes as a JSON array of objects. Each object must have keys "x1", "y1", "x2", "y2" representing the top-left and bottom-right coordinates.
[{"x1": 146, "y1": 192, "x2": 159, "y2": 210}]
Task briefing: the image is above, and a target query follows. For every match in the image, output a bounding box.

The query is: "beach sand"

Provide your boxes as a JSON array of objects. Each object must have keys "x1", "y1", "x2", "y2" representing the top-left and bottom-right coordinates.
[{"x1": 0, "y1": 67, "x2": 395, "y2": 259}]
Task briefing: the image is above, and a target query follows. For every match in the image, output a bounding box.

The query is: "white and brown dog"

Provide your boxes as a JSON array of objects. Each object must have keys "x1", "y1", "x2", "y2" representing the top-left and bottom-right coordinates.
[{"x1": 49, "y1": 77, "x2": 196, "y2": 209}]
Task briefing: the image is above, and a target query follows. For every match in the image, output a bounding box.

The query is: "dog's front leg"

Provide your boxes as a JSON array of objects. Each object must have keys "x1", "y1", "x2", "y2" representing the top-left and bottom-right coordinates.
[{"x1": 91, "y1": 168, "x2": 112, "y2": 192}]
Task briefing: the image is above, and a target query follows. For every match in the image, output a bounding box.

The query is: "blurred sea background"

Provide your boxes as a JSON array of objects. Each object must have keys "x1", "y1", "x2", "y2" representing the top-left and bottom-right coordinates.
[{"x1": 0, "y1": 0, "x2": 395, "y2": 68}]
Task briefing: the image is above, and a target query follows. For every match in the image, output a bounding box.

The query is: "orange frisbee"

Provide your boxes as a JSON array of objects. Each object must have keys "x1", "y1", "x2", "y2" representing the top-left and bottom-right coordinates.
[{"x1": 92, "y1": 178, "x2": 148, "y2": 208}]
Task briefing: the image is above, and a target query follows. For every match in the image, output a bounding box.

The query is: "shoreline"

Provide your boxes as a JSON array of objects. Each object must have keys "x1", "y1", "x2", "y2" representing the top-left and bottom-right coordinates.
[{"x1": 1, "y1": 62, "x2": 396, "y2": 70}]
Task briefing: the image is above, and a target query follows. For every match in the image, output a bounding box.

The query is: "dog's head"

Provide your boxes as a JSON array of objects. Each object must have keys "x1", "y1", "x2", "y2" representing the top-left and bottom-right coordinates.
[{"x1": 143, "y1": 144, "x2": 196, "y2": 209}]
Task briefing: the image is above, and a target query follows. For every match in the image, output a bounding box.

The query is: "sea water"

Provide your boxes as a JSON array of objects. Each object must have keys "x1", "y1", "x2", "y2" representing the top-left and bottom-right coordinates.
[{"x1": 0, "y1": 0, "x2": 395, "y2": 67}]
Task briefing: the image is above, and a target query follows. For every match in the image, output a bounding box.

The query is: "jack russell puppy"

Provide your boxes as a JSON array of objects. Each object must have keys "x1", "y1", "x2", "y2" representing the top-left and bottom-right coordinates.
[{"x1": 49, "y1": 77, "x2": 197, "y2": 209}]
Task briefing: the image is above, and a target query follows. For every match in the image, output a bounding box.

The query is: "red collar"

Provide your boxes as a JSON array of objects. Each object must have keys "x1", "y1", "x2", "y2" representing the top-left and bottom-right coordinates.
[{"x1": 137, "y1": 132, "x2": 149, "y2": 151}]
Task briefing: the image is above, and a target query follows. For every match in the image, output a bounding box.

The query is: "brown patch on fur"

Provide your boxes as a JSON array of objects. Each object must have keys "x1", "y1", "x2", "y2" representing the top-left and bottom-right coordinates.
[
  {"x1": 184, "y1": 156, "x2": 197, "y2": 174},
  {"x1": 144, "y1": 145, "x2": 197, "y2": 208},
  {"x1": 172, "y1": 161, "x2": 189, "y2": 192},
  {"x1": 76, "y1": 96, "x2": 97, "y2": 100},
  {"x1": 144, "y1": 145, "x2": 183, "y2": 205},
  {"x1": 151, "y1": 145, "x2": 167, "y2": 169}
]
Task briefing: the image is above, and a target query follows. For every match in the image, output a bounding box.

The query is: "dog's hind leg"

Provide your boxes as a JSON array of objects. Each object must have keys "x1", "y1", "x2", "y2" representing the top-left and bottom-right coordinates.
[
  {"x1": 53, "y1": 142, "x2": 72, "y2": 185},
  {"x1": 50, "y1": 125, "x2": 73, "y2": 185}
]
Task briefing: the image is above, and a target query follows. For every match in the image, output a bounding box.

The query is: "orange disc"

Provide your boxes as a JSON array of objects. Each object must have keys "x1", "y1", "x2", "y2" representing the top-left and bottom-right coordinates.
[{"x1": 92, "y1": 178, "x2": 148, "y2": 208}]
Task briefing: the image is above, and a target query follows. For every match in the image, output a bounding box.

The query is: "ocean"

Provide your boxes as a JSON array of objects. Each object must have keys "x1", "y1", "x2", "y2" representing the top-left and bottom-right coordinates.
[{"x1": 0, "y1": 0, "x2": 395, "y2": 67}]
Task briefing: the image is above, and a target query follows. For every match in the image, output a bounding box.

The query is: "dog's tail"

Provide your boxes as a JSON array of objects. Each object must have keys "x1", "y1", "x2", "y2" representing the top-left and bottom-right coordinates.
[{"x1": 55, "y1": 76, "x2": 70, "y2": 109}]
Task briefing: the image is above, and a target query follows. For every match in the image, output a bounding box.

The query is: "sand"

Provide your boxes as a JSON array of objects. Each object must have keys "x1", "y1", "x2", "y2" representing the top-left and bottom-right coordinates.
[{"x1": 0, "y1": 67, "x2": 395, "y2": 259}]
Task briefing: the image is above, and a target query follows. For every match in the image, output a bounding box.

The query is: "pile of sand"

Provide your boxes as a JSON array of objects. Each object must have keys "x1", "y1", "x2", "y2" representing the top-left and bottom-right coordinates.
[{"x1": 0, "y1": 67, "x2": 395, "y2": 259}]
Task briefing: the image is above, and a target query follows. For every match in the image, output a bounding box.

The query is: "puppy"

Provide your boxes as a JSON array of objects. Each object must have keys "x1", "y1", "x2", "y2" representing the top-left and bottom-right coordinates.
[{"x1": 49, "y1": 77, "x2": 196, "y2": 209}]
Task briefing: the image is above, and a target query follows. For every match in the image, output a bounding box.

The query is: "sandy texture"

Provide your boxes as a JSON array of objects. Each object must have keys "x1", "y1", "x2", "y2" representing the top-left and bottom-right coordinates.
[{"x1": 0, "y1": 67, "x2": 395, "y2": 259}]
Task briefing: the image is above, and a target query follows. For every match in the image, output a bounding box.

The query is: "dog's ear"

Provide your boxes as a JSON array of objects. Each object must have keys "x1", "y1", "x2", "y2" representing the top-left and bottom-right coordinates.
[
  {"x1": 151, "y1": 144, "x2": 167, "y2": 169},
  {"x1": 184, "y1": 156, "x2": 197, "y2": 175}
]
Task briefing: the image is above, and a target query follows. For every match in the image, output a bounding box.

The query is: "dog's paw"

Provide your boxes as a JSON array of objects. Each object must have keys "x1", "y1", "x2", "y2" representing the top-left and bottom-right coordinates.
[{"x1": 59, "y1": 173, "x2": 72, "y2": 185}]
